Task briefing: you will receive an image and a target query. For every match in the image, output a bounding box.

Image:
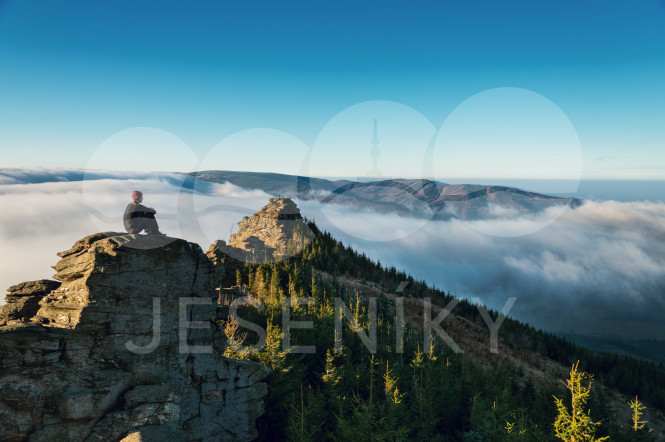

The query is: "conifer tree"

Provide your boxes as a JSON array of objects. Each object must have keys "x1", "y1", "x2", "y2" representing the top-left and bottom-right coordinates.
[
  {"x1": 629, "y1": 395, "x2": 647, "y2": 433},
  {"x1": 248, "y1": 264, "x2": 255, "y2": 289},
  {"x1": 311, "y1": 273, "x2": 322, "y2": 302},
  {"x1": 553, "y1": 361, "x2": 609, "y2": 441},
  {"x1": 222, "y1": 316, "x2": 249, "y2": 360},
  {"x1": 322, "y1": 348, "x2": 341, "y2": 386},
  {"x1": 270, "y1": 266, "x2": 281, "y2": 298},
  {"x1": 236, "y1": 268, "x2": 243, "y2": 287},
  {"x1": 286, "y1": 384, "x2": 322, "y2": 442},
  {"x1": 383, "y1": 361, "x2": 403, "y2": 405},
  {"x1": 257, "y1": 319, "x2": 287, "y2": 372}
]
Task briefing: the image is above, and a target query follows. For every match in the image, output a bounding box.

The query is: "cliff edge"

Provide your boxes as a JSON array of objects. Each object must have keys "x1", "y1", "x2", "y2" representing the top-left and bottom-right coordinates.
[{"x1": 0, "y1": 232, "x2": 268, "y2": 441}]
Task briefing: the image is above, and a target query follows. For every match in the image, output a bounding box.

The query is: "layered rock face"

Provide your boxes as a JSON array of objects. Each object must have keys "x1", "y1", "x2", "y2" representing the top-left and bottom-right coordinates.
[
  {"x1": 0, "y1": 280, "x2": 61, "y2": 326},
  {"x1": 0, "y1": 232, "x2": 268, "y2": 441},
  {"x1": 224, "y1": 197, "x2": 313, "y2": 263}
]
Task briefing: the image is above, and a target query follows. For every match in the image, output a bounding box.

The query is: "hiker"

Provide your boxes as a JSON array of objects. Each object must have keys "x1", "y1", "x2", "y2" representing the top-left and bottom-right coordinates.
[{"x1": 123, "y1": 191, "x2": 166, "y2": 236}]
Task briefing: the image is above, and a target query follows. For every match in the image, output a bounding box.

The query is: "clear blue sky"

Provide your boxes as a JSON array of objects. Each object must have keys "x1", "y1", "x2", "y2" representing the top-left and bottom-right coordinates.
[{"x1": 1, "y1": 0, "x2": 664, "y2": 180}]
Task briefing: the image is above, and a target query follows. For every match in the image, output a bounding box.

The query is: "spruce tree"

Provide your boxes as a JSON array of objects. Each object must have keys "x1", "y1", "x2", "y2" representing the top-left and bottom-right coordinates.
[{"x1": 553, "y1": 362, "x2": 609, "y2": 441}]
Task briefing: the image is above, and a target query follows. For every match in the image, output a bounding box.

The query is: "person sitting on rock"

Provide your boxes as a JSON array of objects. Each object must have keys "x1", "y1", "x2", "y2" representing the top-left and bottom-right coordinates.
[{"x1": 123, "y1": 191, "x2": 166, "y2": 236}]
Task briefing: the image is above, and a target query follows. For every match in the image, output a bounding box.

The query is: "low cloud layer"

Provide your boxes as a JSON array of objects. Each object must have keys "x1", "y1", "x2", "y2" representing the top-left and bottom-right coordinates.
[
  {"x1": 0, "y1": 171, "x2": 272, "y2": 301},
  {"x1": 1, "y1": 169, "x2": 664, "y2": 340},
  {"x1": 308, "y1": 200, "x2": 665, "y2": 339}
]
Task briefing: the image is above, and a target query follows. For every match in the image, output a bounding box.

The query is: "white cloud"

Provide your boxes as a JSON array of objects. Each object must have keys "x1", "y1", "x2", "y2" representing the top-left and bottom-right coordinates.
[
  {"x1": 0, "y1": 172, "x2": 272, "y2": 303},
  {"x1": 1, "y1": 170, "x2": 664, "y2": 341},
  {"x1": 311, "y1": 200, "x2": 665, "y2": 339}
]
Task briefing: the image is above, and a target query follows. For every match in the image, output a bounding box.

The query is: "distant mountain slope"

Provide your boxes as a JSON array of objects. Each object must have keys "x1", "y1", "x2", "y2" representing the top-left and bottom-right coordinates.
[
  {"x1": 556, "y1": 332, "x2": 665, "y2": 365},
  {"x1": 188, "y1": 170, "x2": 581, "y2": 220},
  {"x1": 186, "y1": 170, "x2": 344, "y2": 195},
  {"x1": 0, "y1": 168, "x2": 581, "y2": 221}
]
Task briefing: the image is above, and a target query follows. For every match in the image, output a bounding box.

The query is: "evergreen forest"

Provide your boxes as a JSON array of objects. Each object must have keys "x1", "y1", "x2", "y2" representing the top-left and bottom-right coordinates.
[{"x1": 216, "y1": 221, "x2": 663, "y2": 441}]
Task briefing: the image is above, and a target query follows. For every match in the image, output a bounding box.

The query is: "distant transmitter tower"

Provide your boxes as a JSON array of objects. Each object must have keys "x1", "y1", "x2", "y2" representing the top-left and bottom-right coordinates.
[{"x1": 368, "y1": 118, "x2": 382, "y2": 177}]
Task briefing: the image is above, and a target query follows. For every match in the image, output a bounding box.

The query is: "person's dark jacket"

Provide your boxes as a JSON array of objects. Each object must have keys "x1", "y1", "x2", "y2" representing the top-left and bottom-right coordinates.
[{"x1": 123, "y1": 201, "x2": 156, "y2": 233}]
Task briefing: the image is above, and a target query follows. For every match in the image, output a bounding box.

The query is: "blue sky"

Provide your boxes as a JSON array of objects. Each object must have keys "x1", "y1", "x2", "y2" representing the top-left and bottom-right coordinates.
[{"x1": 1, "y1": 0, "x2": 664, "y2": 180}]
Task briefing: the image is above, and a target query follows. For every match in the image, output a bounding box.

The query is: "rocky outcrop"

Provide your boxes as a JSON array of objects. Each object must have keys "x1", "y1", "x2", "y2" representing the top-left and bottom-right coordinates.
[
  {"x1": 0, "y1": 280, "x2": 61, "y2": 325},
  {"x1": 203, "y1": 198, "x2": 313, "y2": 268},
  {"x1": 206, "y1": 238, "x2": 275, "y2": 269},
  {"x1": 0, "y1": 232, "x2": 268, "y2": 441},
  {"x1": 205, "y1": 240, "x2": 243, "y2": 289},
  {"x1": 224, "y1": 197, "x2": 314, "y2": 263}
]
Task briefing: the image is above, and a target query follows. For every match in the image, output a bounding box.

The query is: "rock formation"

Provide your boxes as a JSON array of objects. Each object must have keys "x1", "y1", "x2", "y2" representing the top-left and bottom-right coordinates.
[
  {"x1": 223, "y1": 197, "x2": 313, "y2": 263},
  {"x1": 0, "y1": 232, "x2": 268, "y2": 441},
  {"x1": 205, "y1": 238, "x2": 272, "y2": 273},
  {"x1": 0, "y1": 280, "x2": 61, "y2": 326}
]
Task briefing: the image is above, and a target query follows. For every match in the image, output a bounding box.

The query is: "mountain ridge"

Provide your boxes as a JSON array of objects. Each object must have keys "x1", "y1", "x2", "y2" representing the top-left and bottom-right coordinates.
[{"x1": 187, "y1": 170, "x2": 582, "y2": 220}]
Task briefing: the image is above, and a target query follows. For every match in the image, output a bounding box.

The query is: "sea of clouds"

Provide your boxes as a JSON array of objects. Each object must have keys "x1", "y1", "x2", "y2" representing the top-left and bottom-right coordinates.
[
  {"x1": 1, "y1": 167, "x2": 664, "y2": 340},
  {"x1": 309, "y1": 200, "x2": 665, "y2": 340}
]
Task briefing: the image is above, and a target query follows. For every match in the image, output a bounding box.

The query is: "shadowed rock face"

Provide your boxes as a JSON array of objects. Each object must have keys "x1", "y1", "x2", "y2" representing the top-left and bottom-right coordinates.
[{"x1": 0, "y1": 232, "x2": 268, "y2": 442}]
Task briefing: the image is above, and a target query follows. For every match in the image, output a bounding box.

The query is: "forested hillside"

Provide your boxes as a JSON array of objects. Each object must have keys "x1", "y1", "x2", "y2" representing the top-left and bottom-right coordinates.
[{"x1": 216, "y1": 221, "x2": 663, "y2": 440}]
